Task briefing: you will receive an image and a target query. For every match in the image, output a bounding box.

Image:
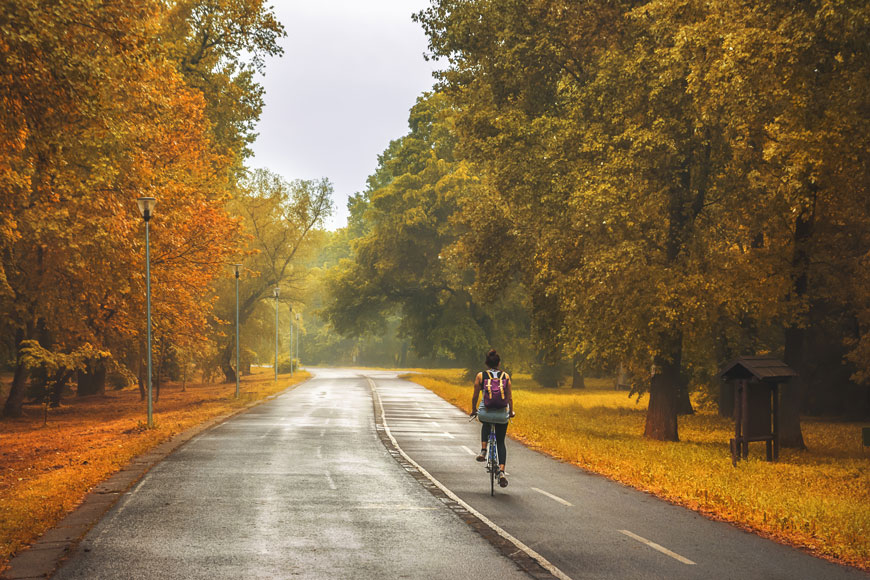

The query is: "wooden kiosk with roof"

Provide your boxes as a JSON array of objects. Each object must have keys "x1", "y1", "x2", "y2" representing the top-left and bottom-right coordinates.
[{"x1": 719, "y1": 356, "x2": 797, "y2": 466}]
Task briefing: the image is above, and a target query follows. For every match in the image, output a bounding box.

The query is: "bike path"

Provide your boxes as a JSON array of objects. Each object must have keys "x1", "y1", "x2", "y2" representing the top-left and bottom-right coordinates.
[
  {"x1": 369, "y1": 370, "x2": 869, "y2": 580},
  {"x1": 50, "y1": 370, "x2": 530, "y2": 579}
]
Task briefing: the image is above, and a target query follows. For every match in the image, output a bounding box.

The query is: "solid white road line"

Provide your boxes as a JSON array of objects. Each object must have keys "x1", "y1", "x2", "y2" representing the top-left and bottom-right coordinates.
[
  {"x1": 461, "y1": 446, "x2": 477, "y2": 456},
  {"x1": 370, "y1": 379, "x2": 573, "y2": 580},
  {"x1": 531, "y1": 487, "x2": 574, "y2": 507},
  {"x1": 618, "y1": 529, "x2": 696, "y2": 565}
]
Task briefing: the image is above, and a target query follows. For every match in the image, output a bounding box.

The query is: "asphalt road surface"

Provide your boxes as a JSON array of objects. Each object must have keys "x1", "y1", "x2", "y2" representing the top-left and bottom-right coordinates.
[{"x1": 53, "y1": 368, "x2": 869, "y2": 579}]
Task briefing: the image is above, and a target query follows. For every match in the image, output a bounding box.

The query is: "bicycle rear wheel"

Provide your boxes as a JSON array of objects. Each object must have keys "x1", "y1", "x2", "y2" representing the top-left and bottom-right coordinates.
[{"x1": 488, "y1": 434, "x2": 498, "y2": 496}]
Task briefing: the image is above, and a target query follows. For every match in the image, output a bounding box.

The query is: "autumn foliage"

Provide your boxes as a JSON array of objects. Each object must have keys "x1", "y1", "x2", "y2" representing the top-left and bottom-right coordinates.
[
  {"x1": 406, "y1": 1, "x2": 870, "y2": 441},
  {"x1": 0, "y1": 0, "x2": 285, "y2": 416}
]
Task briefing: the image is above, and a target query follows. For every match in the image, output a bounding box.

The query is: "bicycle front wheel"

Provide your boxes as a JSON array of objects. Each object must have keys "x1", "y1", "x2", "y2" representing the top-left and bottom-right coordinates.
[{"x1": 490, "y1": 459, "x2": 496, "y2": 496}]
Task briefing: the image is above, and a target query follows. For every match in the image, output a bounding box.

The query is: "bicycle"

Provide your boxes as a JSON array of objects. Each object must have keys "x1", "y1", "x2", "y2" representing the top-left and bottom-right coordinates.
[{"x1": 470, "y1": 413, "x2": 501, "y2": 496}]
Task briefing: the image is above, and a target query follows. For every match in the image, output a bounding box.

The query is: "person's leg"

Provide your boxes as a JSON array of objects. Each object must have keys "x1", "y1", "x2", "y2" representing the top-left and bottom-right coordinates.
[
  {"x1": 495, "y1": 422, "x2": 509, "y2": 486},
  {"x1": 477, "y1": 422, "x2": 491, "y2": 461},
  {"x1": 495, "y1": 422, "x2": 508, "y2": 470}
]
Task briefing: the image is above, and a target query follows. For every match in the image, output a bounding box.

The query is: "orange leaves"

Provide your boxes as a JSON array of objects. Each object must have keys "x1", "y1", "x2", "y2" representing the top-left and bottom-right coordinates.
[{"x1": 0, "y1": 0, "x2": 245, "y2": 403}]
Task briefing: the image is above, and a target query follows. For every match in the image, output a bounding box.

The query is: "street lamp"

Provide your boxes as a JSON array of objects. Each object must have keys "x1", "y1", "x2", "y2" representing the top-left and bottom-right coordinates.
[
  {"x1": 232, "y1": 264, "x2": 242, "y2": 398},
  {"x1": 136, "y1": 197, "x2": 157, "y2": 428},
  {"x1": 273, "y1": 287, "x2": 280, "y2": 382},
  {"x1": 289, "y1": 307, "x2": 294, "y2": 378},
  {"x1": 295, "y1": 312, "x2": 300, "y2": 370}
]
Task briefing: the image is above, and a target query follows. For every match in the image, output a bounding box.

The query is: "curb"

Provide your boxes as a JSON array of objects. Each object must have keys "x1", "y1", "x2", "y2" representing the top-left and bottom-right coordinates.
[{"x1": 1, "y1": 379, "x2": 309, "y2": 580}]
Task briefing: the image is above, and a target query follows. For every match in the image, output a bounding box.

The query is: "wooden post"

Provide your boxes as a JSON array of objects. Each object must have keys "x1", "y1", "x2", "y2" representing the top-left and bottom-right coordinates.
[
  {"x1": 772, "y1": 383, "x2": 780, "y2": 460},
  {"x1": 732, "y1": 381, "x2": 742, "y2": 465},
  {"x1": 741, "y1": 380, "x2": 749, "y2": 459}
]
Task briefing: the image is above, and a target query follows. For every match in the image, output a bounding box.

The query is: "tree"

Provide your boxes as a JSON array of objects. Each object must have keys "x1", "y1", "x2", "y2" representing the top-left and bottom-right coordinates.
[
  {"x1": 325, "y1": 94, "x2": 519, "y2": 371},
  {"x1": 163, "y1": 0, "x2": 285, "y2": 165},
  {"x1": 213, "y1": 170, "x2": 332, "y2": 383},
  {"x1": 1, "y1": 1, "x2": 243, "y2": 416}
]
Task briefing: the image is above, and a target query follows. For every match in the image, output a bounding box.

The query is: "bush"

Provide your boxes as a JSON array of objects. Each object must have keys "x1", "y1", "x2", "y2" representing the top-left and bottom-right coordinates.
[{"x1": 277, "y1": 358, "x2": 298, "y2": 374}]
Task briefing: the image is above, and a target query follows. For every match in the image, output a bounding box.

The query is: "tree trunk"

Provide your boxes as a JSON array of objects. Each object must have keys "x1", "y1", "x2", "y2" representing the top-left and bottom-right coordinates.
[
  {"x1": 780, "y1": 207, "x2": 814, "y2": 449},
  {"x1": 220, "y1": 341, "x2": 236, "y2": 384},
  {"x1": 76, "y1": 358, "x2": 107, "y2": 397},
  {"x1": 49, "y1": 370, "x2": 72, "y2": 408},
  {"x1": 400, "y1": 341, "x2": 408, "y2": 368},
  {"x1": 3, "y1": 360, "x2": 29, "y2": 418},
  {"x1": 137, "y1": 355, "x2": 146, "y2": 401},
  {"x1": 571, "y1": 356, "x2": 585, "y2": 389},
  {"x1": 3, "y1": 329, "x2": 30, "y2": 418},
  {"x1": 644, "y1": 334, "x2": 682, "y2": 441},
  {"x1": 781, "y1": 325, "x2": 807, "y2": 449},
  {"x1": 678, "y1": 379, "x2": 694, "y2": 415}
]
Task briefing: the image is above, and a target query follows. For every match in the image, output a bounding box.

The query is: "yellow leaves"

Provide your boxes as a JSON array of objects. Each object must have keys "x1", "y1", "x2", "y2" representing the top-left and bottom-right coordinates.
[{"x1": 18, "y1": 340, "x2": 110, "y2": 374}]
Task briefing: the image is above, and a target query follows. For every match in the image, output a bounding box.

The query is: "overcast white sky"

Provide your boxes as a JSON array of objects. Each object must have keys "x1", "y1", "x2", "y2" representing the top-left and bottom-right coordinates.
[{"x1": 249, "y1": 1, "x2": 441, "y2": 230}]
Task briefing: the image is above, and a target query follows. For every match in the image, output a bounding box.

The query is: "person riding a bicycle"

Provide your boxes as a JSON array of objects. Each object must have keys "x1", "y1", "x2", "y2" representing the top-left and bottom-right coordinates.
[{"x1": 470, "y1": 349, "x2": 515, "y2": 487}]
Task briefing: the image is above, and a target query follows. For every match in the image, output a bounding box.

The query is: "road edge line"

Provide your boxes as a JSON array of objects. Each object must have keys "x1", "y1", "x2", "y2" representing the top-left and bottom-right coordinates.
[{"x1": 368, "y1": 378, "x2": 573, "y2": 580}]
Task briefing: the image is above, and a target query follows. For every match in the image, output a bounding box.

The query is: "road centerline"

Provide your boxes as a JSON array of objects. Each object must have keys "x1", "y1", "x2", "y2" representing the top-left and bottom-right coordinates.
[
  {"x1": 530, "y1": 487, "x2": 574, "y2": 507},
  {"x1": 618, "y1": 529, "x2": 696, "y2": 565}
]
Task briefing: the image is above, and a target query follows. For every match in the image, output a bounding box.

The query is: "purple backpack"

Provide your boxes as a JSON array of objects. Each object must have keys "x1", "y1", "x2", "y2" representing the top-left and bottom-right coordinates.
[{"x1": 482, "y1": 370, "x2": 509, "y2": 409}]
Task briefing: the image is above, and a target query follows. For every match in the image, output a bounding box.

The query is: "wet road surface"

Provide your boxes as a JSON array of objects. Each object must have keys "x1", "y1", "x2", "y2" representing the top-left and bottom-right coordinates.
[
  {"x1": 371, "y1": 370, "x2": 870, "y2": 580},
  {"x1": 53, "y1": 370, "x2": 529, "y2": 579},
  {"x1": 52, "y1": 368, "x2": 869, "y2": 579}
]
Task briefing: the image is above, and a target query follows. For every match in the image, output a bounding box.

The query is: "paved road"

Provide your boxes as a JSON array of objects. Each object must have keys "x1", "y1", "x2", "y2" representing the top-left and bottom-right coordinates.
[
  {"x1": 371, "y1": 369, "x2": 869, "y2": 580},
  {"x1": 53, "y1": 369, "x2": 528, "y2": 579},
  {"x1": 52, "y1": 368, "x2": 868, "y2": 579}
]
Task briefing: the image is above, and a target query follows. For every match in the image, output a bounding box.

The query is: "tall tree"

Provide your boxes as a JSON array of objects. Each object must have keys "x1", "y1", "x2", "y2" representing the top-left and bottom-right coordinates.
[
  {"x1": 325, "y1": 94, "x2": 515, "y2": 371},
  {"x1": 1, "y1": 0, "x2": 243, "y2": 416},
  {"x1": 213, "y1": 170, "x2": 332, "y2": 383}
]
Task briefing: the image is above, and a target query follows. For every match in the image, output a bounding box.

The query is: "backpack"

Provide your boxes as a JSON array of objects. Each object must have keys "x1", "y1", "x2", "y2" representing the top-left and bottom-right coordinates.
[{"x1": 482, "y1": 370, "x2": 509, "y2": 409}]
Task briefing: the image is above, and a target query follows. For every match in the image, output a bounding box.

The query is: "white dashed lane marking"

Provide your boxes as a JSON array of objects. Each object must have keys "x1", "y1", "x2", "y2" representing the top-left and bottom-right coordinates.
[
  {"x1": 531, "y1": 487, "x2": 574, "y2": 507},
  {"x1": 619, "y1": 530, "x2": 696, "y2": 565}
]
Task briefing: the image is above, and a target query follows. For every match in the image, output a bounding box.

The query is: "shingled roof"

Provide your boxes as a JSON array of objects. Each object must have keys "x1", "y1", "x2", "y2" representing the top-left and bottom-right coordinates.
[{"x1": 719, "y1": 356, "x2": 797, "y2": 382}]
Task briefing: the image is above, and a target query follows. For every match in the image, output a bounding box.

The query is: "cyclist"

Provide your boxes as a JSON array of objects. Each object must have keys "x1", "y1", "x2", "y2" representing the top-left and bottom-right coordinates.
[{"x1": 470, "y1": 349, "x2": 515, "y2": 487}]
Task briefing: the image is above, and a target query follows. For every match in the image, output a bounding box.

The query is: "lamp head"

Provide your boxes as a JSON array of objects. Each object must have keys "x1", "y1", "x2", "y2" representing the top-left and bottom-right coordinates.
[
  {"x1": 273, "y1": 287, "x2": 280, "y2": 298},
  {"x1": 232, "y1": 264, "x2": 242, "y2": 278},
  {"x1": 137, "y1": 197, "x2": 157, "y2": 222}
]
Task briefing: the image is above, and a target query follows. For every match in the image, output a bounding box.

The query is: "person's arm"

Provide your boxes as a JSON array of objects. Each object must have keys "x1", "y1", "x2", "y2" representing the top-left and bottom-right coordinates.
[
  {"x1": 471, "y1": 372, "x2": 482, "y2": 415},
  {"x1": 506, "y1": 374, "x2": 515, "y2": 417}
]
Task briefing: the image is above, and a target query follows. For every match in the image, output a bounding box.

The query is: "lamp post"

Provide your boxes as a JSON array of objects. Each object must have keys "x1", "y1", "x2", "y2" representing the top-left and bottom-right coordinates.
[
  {"x1": 289, "y1": 308, "x2": 294, "y2": 378},
  {"x1": 295, "y1": 312, "x2": 300, "y2": 370},
  {"x1": 232, "y1": 264, "x2": 242, "y2": 398},
  {"x1": 273, "y1": 287, "x2": 280, "y2": 382},
  {"x1": 137, "y1": 197, "x2": 157, "y2": 428}
]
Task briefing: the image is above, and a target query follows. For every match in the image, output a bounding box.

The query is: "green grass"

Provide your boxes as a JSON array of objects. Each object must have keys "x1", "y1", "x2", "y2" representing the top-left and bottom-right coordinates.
[{"x1": 408, "y1": 369, "x2": 870, "y2": 571}]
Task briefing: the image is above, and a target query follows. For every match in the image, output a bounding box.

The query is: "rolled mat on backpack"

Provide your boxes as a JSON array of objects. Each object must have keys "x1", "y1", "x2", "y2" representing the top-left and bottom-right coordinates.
[{"x1": 477, "y1": 403, "x2": 509, "y2": 424}]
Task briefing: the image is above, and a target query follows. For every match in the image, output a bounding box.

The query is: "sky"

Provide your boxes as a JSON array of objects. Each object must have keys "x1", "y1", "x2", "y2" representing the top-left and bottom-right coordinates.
[{"x1": 249, "y1": 1, "x2": 442, "y2": 230}]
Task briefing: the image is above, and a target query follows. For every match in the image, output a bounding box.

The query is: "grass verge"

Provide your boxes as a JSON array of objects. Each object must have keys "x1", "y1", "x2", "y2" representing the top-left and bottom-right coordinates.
[
  {"x1": 407, "y1": 369, "x2": 870, "y2": 571},
  {"x1": 0, "y1": 370, "x2": 309, "y2": 568}
]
